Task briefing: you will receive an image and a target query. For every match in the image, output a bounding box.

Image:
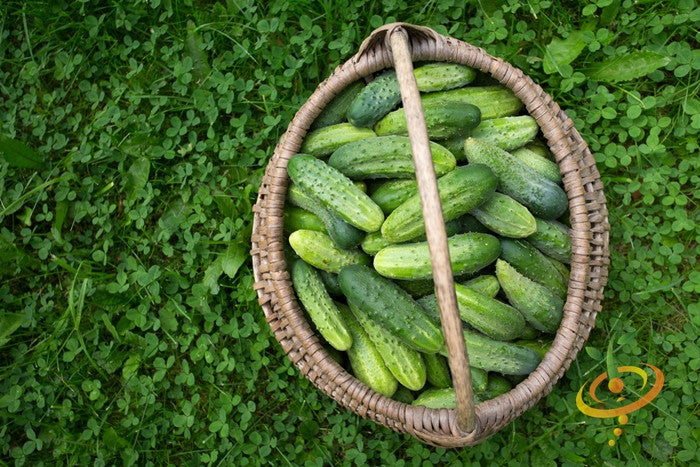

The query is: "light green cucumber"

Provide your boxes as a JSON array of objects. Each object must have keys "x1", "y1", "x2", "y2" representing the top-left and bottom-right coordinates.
[
  {"x1": 382, "y1": 164, "x2": 498, "y2": 243},
  {"x1": 360, "y1": 231, "x2": 390, "y2": 256},
  {"x1": 412, "y1": 387, "x2": 459, "y2": 409},
  {"x1": 300, "y1": 123, "x2": 376, "y2": 157},
  {"x1": 453, "y1": 283, "x2": 526, "y2": 341},
  {"x1": 423, "y1": 352, "x2": 452, "y2": 389},
  {"x1": 413, "y1": 62, "x2": 477, "y2": 92},
  {"x1": 422, "y1": 86, "x2": 523, "y2": 119},
  {"x1": 511, "y1": 147, "x2": 561, "y2": 184},
  {"x1": 287, "y1": 154, "x2": 384, "y2": 232},
  {"x1": 288, "y1": 230, "x2": 370, "y2": 274},
  {"x1": 500, "y1": 239, "x2": 568, "y2": 298},
  {"x1": 495, "y1": 259, "x2": 564, "y2": 334},
  {"x1": 516, "y1": 338, "x2": 553, "y2": 359},
  {"x1": 310, "y1": 80, "x2": 365, "y2": 130},
  {"x1": 471, "y1": 192, "x2": 537, "y2": 238},
  {"x1": 291, "y1": 260, "x2": 352, "y2": 351},
  {"x1": 370, "y1": 179, "x2": 419, "y2": 215},
  {"x1": 443, "y1": 116, "x2": 539, "y2": 160},
  {"x1": 462, "y1": 275, "x2": 500, "y2": 298},
  {"x1": 374, "y1": 100, "x2": 481, "y2": 140},
  {"x1": 527, "y1": 218, "x2": 571, "y2": 263}
]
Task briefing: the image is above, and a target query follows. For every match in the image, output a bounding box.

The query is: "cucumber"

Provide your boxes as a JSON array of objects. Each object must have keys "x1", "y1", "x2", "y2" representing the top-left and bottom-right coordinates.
[
  {"x1": 525, "y1": 141, "x2": 556, "y2": 161},
  {"x1": 519, "y1": 324, "x2": 541, "y2": 340},
  {"x1": 374, "y1": 100, "x2": 481, "y2": 140},
  {"x1": 300, "y1": 123, "x2": 376, "y2": 157},
  {"x1": 442, "y1": 116, "x2": 539, "y2": 160},
  {"x1": 453, "y1": 283, "x2": 526, "y2": 341},
  {"x1": 382, "y1": 164, "x2": 498, "y2": 243},
  {"x1": 470, "y1": 192, "x2": 537, "y2": 238},
  {"x1": 547, "y1": 255, "x2": 570, "y2": 286},
  {"x1": 414, "y1": 62, "x2": 477, "y2": 91},
  {"x1": 337, "y1": 302, "x2": 398, "y2": 397},
  {"x1": 319, "y1": 270, "x2": 343, "y2": 297},
  {"x1": 288, "y1": 230, "x2": 370, "y2": 274},
  {"x1": 499, "y1": 238, "x2": 568, "y2": 298},
  {"x1": 283, "y1": 206, "x2": 326, "y2": 234},
  {"x1": 338, "y1": 264, "x2": 445, "y2": 353},
  {"x1": 398, "y1": 279, "x2": 437, "y2": 299},
  {"x1": 462, "y1": 275, "x2": 500, "y2": 298},
  {"x1": 328, "y1": 135, "x2": 456, "y2": 179},
  {"x1": 451, "y1": 330, "x2": 542, "y2": 375},
  {"x1": 463, "y1": 138, "x2": 568, "y2": 220},
  {"x1": 370, "y1": 179, "x2": 418, "y2": 215},
  {"x1": 479, "y1": 374, "x2": 512, "y2": 400},
  {"x1": 423, "y1": 352, "x2": 452, "y2": 389},
  {"x1": 291, "y1": 260, "x2": 352, "y2": 351},
  {"x1": 456, "y1": 213, "x2": 490, "y2": 234},
  {"x1": 392, "y1": 386, "x2": 415, "y2": 404},
  {"x1": 412, "y1": 388, "x2": 459, "y2": 409},
  {"x1": 527, "y1": 218, "x2": 571, "y2": 263},
  {"x1": 287, "y1": 154, "x2": 384, "y2": 232},
  {"x1": 360, "y1": 231, "x2": 391, "y2": 256},
  {"x1": 422, "y1": 86, "x2": 523, "y2": 119},
  {"x1": 373, "y1": 232, "x2": 500, "y2": 280},
  {"x1": 346, "y1": 71, "x2": 402, "y2": 128},
  {"x1": 516, "y1": 338, "x2": 553, "y2": 359},
  {"x1": 511, "y1": 147, "x2": 562, "y2": 184},
  {"x1": 310, "y1": 80, "x2": 365, "y2": 130},
  {"x1": 287, "y1": 183, "x2": 364, "y2": 249},
  {"x1": 495, "y1": 259, "x2": 564, "y2": 334},
  {"x1": 349, "y1": 302, "x2": 427, "y2": 391}
]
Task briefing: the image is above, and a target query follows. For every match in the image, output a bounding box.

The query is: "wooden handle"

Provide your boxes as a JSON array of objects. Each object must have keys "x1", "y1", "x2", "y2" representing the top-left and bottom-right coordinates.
[{"x1": 388, "y1": 27, "x2": 477, "y2": 433}]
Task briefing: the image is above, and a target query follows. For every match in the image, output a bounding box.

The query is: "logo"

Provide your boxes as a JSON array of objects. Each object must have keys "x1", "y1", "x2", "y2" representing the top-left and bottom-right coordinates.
[{"x1": 576, "y1": 363, "x2": 664, "y2": 446}]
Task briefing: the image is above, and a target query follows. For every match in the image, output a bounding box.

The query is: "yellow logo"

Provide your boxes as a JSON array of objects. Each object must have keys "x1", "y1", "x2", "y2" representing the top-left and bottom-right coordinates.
[{"x1": 576, "y1": 363, "x2": 664, "y2": 446}]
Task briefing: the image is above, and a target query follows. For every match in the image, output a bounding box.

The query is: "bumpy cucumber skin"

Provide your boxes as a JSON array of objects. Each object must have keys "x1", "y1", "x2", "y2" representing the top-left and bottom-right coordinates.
[
  {"x1": 412, "y1": 388, "x2": 458, "y2": 409},
  {"x1": 470, "y1": 116, "x2": 539, "y2": 151},
  {"x1": 349, "y1": 302, "x2": 427, "y2": 391},
  {"x1": 471, "y1": 192, "x2": 537, "y2": 239},
  {"x1": 422, "y1": 86, "x2": 523, "y2": 119},
  {"x1": 373, "y1": 232, "x2": 500, "y2": 280},
  {"x1": 288, "y1": 230, "x2": 370, "y2": 274},
  {"x1": 337, "y1": 302, "x2": 398, "y2": 397},
  {"x1": 338, "y1": 265, "x2": 445, "y2": 354},
  {"x1": 283, "y1": 206, "x2": 326, "y2": 234},
  {"x1": 461, "y1": 275, "x2": 500, "y2": 298},
  {"x1": 453, "y1": 283, "x2": 526, "y2": 341},
  {"x1": 360, "y1": 231, "x2": 390, "y2": 256},
  {"x1": 451, "y1": 329, "x2": 543, "y2": 375},
  {"x1": 287, "y1": 183, "x2": 364, "y2": 249},
  {"x1": 346, "y1": 71, "x2": 402, "y2": 128},
  {"x1": 382, "y1": 164, "x2": 498, "y2": 243},
  {"x1": 527, "y1": 218, "x2": 572, "y2": 263},
  {"x1": 287, "y1": 154, "x2": 384, "y2": 232},
  {"x1": 319, "y1": 270, "x2": 343, "y2": 297},
  {"x1": 496, "y1": 259, "x2": 564, "y2": 334},
  {"x1": 511, "y1": 147, "x2": 562, "y2": 184},
  {"x1": 464, "y1": 138, "x2": 568, "y2": 220},
  {"x1": 328, "y1": 135, "x2": 456, "y2": 179},
  {"x1": 370, "y1": 179, "x2": 419, "y2": 215},
  {"x1": 300, "y1": 123, "x2": 376, "y2": 157},
  {"x1": 500, "y1": 238, "x2": 568, "y2": 298},
  {"x1": 291, "y1": 260, "x2": 352, "y2": 351},
  {"x1": 413, "y1": 63, "x2": 477, "y2": 92},
  {"x1": 374, "y1": 100, "x2": 481, "y2": 140},
  {"x1": 310, "y1": 80, "x2": 365, "y2": 130},
  {"x1": 422, "y1": 352, "x2": 452, "y2": 389}
]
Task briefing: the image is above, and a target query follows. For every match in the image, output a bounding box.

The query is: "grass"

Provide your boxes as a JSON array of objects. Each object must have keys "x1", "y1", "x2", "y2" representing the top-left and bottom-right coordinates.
[{"x1": 0, "y1": 0, "x2": 698, "y2": 465}]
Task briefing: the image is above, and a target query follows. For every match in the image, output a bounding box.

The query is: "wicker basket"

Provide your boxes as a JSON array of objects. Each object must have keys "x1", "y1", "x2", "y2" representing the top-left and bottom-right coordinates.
[{"x1": 250, "y1": 23, "x2": 610, "y2": 447}]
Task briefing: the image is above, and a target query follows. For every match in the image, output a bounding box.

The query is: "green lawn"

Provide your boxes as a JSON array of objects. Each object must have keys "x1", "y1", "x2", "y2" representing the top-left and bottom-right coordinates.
[{"x1": 1, "y1": 0, "x2": 698, "y2": 465}]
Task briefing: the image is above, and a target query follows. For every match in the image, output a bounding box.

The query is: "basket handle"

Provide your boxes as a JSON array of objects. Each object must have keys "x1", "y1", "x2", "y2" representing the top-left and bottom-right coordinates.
[{"x1": 387, "y1": 26, "x2": 477, "y2": 434}]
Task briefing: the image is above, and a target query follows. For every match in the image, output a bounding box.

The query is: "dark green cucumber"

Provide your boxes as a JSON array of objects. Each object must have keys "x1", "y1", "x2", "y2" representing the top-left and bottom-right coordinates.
[
  {"x1": 374, "y1": 100, "x2": 481, "y2": 140},
  {"x1": 453, "y1": 283, "x2": 525, "y2": 341},
  {"x1": 291, "y1": 260, "x2": 352, "y2": 351},
  {"x1": 464, "y1": 138, "x2": 568, "y2": 220},
  {"x1": 456, "y1": 213, "x2": 490, "y2": 234},
  {"x1": 337, "y1": 302, "x2": 398, "y2": 397},
  {"x1": 511, "y1": 147, "x2": 561, "y2": 184},
  {"x1": 392, "y1": 386, "x2": 415, "y2": 404},
  {"x1": 349, "y1": 302, "x2": 427, "y2": 391},
  {"x1": 373, "y1": 233, "x2": 500, "y2": 280},
  {"x1": 500, "y1": 238, "x2": 568, "y2": 298},
  {"x1": 519, "y1": 323, "x2": 540, "y2": 340},
  {"x1": 448, "y1": 330, "x2": 543, "y2": 375},
  {"x1": 300, "y1": 123, "x2": 376, "y2": 157},
  {"x1": 471, "y1": 192, "x2": 537, "y2": 238},
  {"x1": 287, "y1": 183, "x2": 364, "y2": 249},
  {"x1": 346, "y1": 71, "x2": 402, "y2": 128},
  {"x1": 288, "y1": 230, "x2": 370, "y2": 274},
  {"x1": 462, "y1": 275, "x2": 500, "y2": 298},
  {"x1": 284, "y1": 206, "x2": 326, "y2": 234},
  {"x1": 310, "y1": 80, "x2": 365, "y2": 130},
  {"x1": 442, "y1": 116, "x2": 539, "y2": 160},
  {"x1": 478, "y1": 374, "x2": 512, "y2": 400},
  {"x1": 338, "y1": 265, "x2": 444, "y2": 353},
  {"x1": 328, "y1": 135, "x2": 456, "y2": 179},
  {"x1": 423, "y1": 352, "x2": 452, "y2": 389},
  {"x1": 547, "y1": 255, "x2": 570, "y2": 286},
  {"x1": 287, "y1": 154, "x2": 384, "y2": 232},
  {"x1": 370, "y1": 179, "x2": 418, "y2": 215},
  {"x1": 496, "y1": 259, "x2": 564, "y2": 334},
  {"x1": 319, "y1": 270, "x2": 343, "y2": 297},
  {"x1": 527, "y1": 218, "x2": 571, "y2": 263},
  {"x1": 398, "y1": 279, "x2": 437, "y2": 299},
  {"x1": 382, "y1": 164, "x2": 498, "y2": 243},
  {"x1": 422, "y1": 86, "x2": 523, "y2": 119}
]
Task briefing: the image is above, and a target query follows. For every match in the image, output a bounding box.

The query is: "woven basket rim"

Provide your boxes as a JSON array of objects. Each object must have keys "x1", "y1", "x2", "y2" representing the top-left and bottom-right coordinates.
[{"x1": 250, "y1": 23, "x2": 610, "y2": 447}]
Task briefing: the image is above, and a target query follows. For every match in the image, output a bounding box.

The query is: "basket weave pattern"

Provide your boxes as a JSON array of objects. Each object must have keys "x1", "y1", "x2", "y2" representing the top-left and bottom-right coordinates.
[{"x1": 250, "y1": 24, "x2": 609, "y2": 447}]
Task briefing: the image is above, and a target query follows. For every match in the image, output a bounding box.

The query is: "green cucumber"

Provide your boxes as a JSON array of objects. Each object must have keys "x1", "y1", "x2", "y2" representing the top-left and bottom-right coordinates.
[
  {"x1": 451, "y1": 330, "x2": 543, "y2": 375},
  {"x1": 291, "y1": 260, "x2": 352, "y2": 351},
  {"x1": 412, "y1": 387, "x2": 459, "y2": 409},
  {"x1": 310, "y1": 80, "x2": 365, "y2": 130},
  {"x1": 288, "y1": 230, "x2": 370, "y2": 274},
  {"x1": 464, "y1": 138, "x2": 568, "y2": 220},
  {"x1": 370, "y1": 179, "x2": 419, "y2": 215},
  {"x1": 283, "y1": 206, "x2": 326, "y2": 234},
  {"x1": 300, "y1": 123, "x2": 376, "y2": 157},
  {"x1": 374, "y1": 100, "x2": 481, "y2": 140},
  {"x1": 422, "y1": 86, "x2": 523, "y2": 119},
  {"x1": 471, "y1": 192, "x2": 537, "y2": 238},
  {"x1": 337, "y1": 302, "x2": 398, "y2": 397},
  {"x1": 496, "y1": 259, "x2": 564, "y2": 334},
  {"x1": 511, "y1": 147, "x2": 561, "y2": 184},
  {"x1": 287, "y1": 183, "x2": 364, "y2": 249},
  {"x1": 442, "y1": 116, "x2": 539, "y2": 160},
  {"x1": 423, "y1": 352, "x2": 452, "y2": 389},
  {"x1": 547, "y1": 255, "x2": 570, "y2": 286},
  {"x1": 414, "y1": 62, "x2": 477, "y2": 92},
  {"x1": 328, "y1": 135, "x2": 456, "y2": 179},
  {"x1": 346, "y1": 71, "x2": 402, "y2": 128},
  {"x1": 392, "y1": 386, "x2": 415, "y2": 404},
  {"x1": 360, "y1": 231, "x2": 390, "y2": 256},
  {"x1": 500, "y1": 238, "x2": 568, "y2": 298},
  {"x1": 398, "y1": 279, "x2": 437, "y2": 298},
  {"x1": 373, "y1": 232, "x2": 500, "y2": 280},
  {"x1": 319, "y1": 270, "x2": 343, "y2": 297},
  {"x1": 462, "y1": 275, "x2": 500, "y2": 298},
  {"x1": 456, "y1": 213, "x2": 490, "y2": 234},
  {"x1": 382, "y1": 164, "x2": 498, "y2": 243},
  {"x1": 338, "y1": 265, "x2": 445, "y2": 353},
  {"x1": 527, "y1": 218, "x2": 571, "y2": 263},
  {"x1": 516, "y1": 338, "x2": 553, "y2": 359},
  {"x1": 478, "y1": 374, "x2": 512, "y2": 400},
  {"x1": 349, "y1": 302, "x2": 427, "y2": 391},
  {"x1": 287, "y1": 154, "x2": 384, "y2": 232},
  {"x1": 519, "y1": 324, "x2": 540, "y2": 340},
  {"x1": 525, "y1": 141, "x2": 556, "y2": 161},
  {"x1": 453, "y1": 283, "x2": 525, "y2": 341}
]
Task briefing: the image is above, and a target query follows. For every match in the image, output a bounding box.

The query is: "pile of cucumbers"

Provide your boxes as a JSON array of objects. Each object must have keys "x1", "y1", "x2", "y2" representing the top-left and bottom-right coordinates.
[{"x1": 283, "y1": 62, "x2": 572, "y2": 408}]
